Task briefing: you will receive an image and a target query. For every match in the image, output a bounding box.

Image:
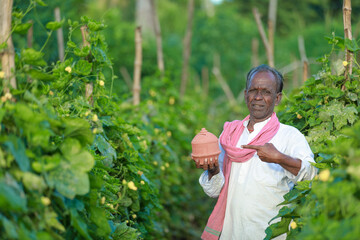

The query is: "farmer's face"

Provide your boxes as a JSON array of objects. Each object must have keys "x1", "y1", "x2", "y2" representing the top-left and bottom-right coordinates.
[{"x1": 244, "y1": 71, "x2": 282, "y2": 123}]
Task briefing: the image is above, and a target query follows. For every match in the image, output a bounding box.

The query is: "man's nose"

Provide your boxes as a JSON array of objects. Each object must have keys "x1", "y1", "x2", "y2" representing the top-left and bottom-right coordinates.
[{"x1": 254, "y1": 90, "x2": 263, "y2": 99}]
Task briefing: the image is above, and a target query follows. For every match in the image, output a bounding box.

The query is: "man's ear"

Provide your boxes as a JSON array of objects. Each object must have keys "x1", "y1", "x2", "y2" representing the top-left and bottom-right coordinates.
[{"x1": 275, "y1": 92, "x2": 282, "y2": 106}]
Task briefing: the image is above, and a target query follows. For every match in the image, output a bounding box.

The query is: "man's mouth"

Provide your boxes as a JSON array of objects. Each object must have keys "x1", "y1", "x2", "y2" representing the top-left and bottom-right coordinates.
[{"x1": 251, "y1": 104, "x2": 264, "y2": 109}]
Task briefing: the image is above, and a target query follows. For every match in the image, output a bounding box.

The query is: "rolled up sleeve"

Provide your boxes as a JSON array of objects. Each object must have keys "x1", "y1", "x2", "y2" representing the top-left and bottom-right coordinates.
[
  {"x1": 198, "y1": 138, "x2": 225, "y2": 198},
  {"x1": 284, "y1": 128, "x2": 318, "y2": 183}
]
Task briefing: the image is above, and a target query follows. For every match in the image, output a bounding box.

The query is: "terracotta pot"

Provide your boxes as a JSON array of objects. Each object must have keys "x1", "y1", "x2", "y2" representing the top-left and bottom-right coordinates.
[{"x1": 191, "y1": 128, "x2": 221, "y2": 168}]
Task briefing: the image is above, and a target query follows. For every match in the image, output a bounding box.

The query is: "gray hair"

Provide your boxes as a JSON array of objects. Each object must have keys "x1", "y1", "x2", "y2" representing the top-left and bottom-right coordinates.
[{"x1": 246, "y1": 64, "x2": 284, "y2": 93}]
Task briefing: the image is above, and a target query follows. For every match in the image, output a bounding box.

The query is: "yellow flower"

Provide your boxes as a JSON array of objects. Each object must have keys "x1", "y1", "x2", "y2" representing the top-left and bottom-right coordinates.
[
  {"x1": 49, "y1": 90, "x2": 54, "y2": 96},
  {"x1": 153, "y1": 161, "x2": 158, "y2": 166},
  {"x1": 122, "y1": 179, "x2": 127, "y2": 185},
  {"x1": 127, "y1": 181, "x2": 138, "y2": 191},
  {"x1": 0, "y1": 71, "x2": 5, "y2": 78},
  {"x1": 343, "y1": 61, "x2": 348, "y2": 67},
  {"x1": 65, "y1": 66, "x2": 72, "y2": 73},
  {"x1": 296, "y1": 113, "x2": 302, "y2": 119},
  {"x1": 4, "y1": 92, "x2": 12, "y2": 100},
  {"x1": 41, "y1": 196, "x2": 51, "y2": 206},
  {"x1": 160, "y1": 166, "x2": 165, "y2": 171},
  {"x1": 92, "y1": 114, "x2": 98, "y2": 122},
  {"x1": 166, "y1": 131, "x2": 172, "y2": 137},
  {"x1": 1, "y1": 96, "x2": 7, "y2": 102},
  {"x1": 101, "y1": 196, "x2": 106, "y2": 204},
  {"x1": 290, "y1": 221, "x2": 297, "y2": 229},
  {"x1": 140, "y1": 180, "x2": 145, "y2": 185},
  {"x1": 84, "y1": 110, "x2": 91, "y2": 117},
  {"x1": 169, "y1": 97, "x2": 175, "y2": 105},
  {"x1": 132, "y1": 214, "x2": 137, "y2": 219},
  {"x1": 149, "y1": 89, "x2": 156, "y2": 97},
  {"x1": 165, "y1": 163, "x2": 170, "y2": 168},
  {"x1": 319, "y1": 169, "x2": 330, "y2": 182},
  {"x1": 92, "y1": 128, "x2": 98, "y2": 134},
  {"x1": 137, "y1": 170, "x2": 143, "y2": 176},
  {"x1": 125, "y1": 220, "x2": 129, "y2": 224},
  {"x1": 99, "y1": 80, "x2": 105, "y2": 87}
]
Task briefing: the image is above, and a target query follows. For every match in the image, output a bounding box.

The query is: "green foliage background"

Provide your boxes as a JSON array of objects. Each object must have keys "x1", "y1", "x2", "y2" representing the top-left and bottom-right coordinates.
[{"x1": 1, "y1": 0, "x2": 360, "y2": 239}]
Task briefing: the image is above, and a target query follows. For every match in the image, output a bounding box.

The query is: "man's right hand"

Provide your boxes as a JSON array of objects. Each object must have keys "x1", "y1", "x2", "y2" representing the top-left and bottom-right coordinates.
[{"x1": 192, "y1": 156, "x2": 220, "y2": 180}]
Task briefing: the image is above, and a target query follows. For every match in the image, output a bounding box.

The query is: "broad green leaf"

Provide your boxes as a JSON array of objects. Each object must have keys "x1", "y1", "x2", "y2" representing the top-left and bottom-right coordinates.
[
  {"x1": 22, "y1": 172, "x2": 46, "y2": 192},
  {"x1": 269, "y1": 205, "x2": 297, "y2": 224},
  {"x1": 44, "y1": 210, "x2": 65, "y2": 232},
  {"x1": 345, "y1": 38, "x2": 360, "y2": 52},
  {"x1": 35, "y1": 0, "x2": 47, "y2": 6},
  {"x1": 60, "y1": 138, "x2": 82, "y2": 156},
  {"x1": 112, "y1": 222, "x2": 140, "y2": 240},
  {"x1": 69, "y1": 150, "x2": 94, "y2": 172},
  {"x1": 13, "y1": 23, "x2": 32, "y2": 34},
  {"x1": 4, "y1": 135, "x2": 30, "y2": 171},
  {"x1": 27, "y1": 69, "x2": 55, "y2": 81},
  {"x1": 74, "y1": 59, "x2": 92, "y2": 75},
  {"x1": 0, "y1": 177, "x2": 27, "y2": 212},
  {"x1": 63, "y1": 118, "x2": 93, "y2": 145},
  {"x1": 67, "y1": 40, "x2": 77, "y2": 48},
  {"x1": 296, "y1": 180, "x2": 312, "y2": 191},
  {"x1": 264, "y1": 217, "x2": 291, "y2": 240},
  {"x1": 48, "y1": 166, "x2": 90, "y2": 199},
  {"x1": 21, "y1": 48, "x2": 46, "y2": 66},
  {"x1": 93, "y1": 134, "x2": 116, "y2": 167},
  {"x1": 89, "y1": 207, "x2": 111, "y2": 237},
  {"x1": 74, "y1": 46, "x2": 90, "y2": 57},
  {"x1": 0, "y1": 215, "x2": 18, "y2": 238},
  {"x1": 87, "y1": 21, "x2": 105, "y2": 31},
  {"x1": 92, "y1": 47, "x2": 110, "y2": 65},
  {"x1": 46, "y1": 20, "x2": 64, "y2": 31},
  {"x1": 70, "y1": 208, "x2": 92, "y2": 240}
]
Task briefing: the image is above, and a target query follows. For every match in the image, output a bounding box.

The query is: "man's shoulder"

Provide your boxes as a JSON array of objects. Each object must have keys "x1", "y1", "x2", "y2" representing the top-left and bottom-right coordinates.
[{"x1": 278, "y1": 123, "x2": 305, "y2": 138}]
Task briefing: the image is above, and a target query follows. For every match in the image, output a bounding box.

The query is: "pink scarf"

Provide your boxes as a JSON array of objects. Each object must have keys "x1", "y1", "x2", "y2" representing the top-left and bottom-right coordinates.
[{"x1": 201, "y1": 112, "x2": 280, "y2": 240}]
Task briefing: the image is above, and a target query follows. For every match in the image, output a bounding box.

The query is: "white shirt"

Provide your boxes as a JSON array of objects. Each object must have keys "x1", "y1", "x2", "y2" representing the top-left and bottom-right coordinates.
[{"x1": 199, "y1": 118, "x2": 317, "y2": 240}]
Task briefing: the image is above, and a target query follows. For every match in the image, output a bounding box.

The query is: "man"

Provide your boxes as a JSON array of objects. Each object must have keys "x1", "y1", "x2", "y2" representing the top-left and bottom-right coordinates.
[{"x1": 197, "y1": 64, "x2": 317, "y2": 240}]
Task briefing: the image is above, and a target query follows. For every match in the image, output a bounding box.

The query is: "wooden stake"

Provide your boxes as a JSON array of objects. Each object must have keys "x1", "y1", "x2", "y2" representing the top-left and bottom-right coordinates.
[
  {"x1": 133, "y1": 26, "x2": 142, "y2": 106},
  {"x1": 54, "y1": 7, "x2": 64, "y2": 62},
  {"x1": 120, "y1": 66, "x2": 133, "y2": 90},
  {"x1": 251, "y1": 38, "x2": 259, "y2": 67},
  {"x1": 201, "y1": 66, "x2": 209, "y2": 97},
  {"x1": 267, "y1": 0, "x2": 277, "y2": 67},
  {"x1": 212, "y1": 54, "x2": 236, "y2": 106},
  {"x1": 180, "y1": 0, "x2": 194, "y2": 100},
  {"x1": 150, "y1": 0, "x2": 164, "y2": 75},
  {"x1": 80, "y1": 25, "x2": 93, "y2": 104},
  {"x1": 0, "y1": 0, "x2": 16, "y2": 93},
  {"x1": 298, "y1": 35, "x2": 309, "y2": 82},
  {"x1": 343, "y1": 0, "x2": 352, "y2": 83},
  {"x1": 27, "y1": 20, "x2": 33, "y2": 48},
  {"x1": 252, "y1": 7, "x2": 274, "y2": 67}
]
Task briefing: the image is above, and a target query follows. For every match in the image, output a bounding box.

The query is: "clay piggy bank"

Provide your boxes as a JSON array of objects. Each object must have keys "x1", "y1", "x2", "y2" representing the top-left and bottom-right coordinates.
[{"x1": 191, "y1": 128, "x2": 221, "y2": 170}]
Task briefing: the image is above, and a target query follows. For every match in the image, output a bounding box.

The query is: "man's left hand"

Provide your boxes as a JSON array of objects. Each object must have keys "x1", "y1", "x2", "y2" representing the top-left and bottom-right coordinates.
[{"x1": 241, "y1": 143, "x2": 283, "y2": 164}]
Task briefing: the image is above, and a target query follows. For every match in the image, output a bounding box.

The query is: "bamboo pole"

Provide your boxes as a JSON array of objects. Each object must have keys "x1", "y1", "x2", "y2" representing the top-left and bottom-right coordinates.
[
  {"x1": 133, "y1": 26, "x2": 142, "y2": 106},
  {"x1": 252, "y1": 7, "x2": 274, "y2": 67},
  {"x1": 201, "y1": 66, "x2": 209, "y2": 97},
  {"x1": 251, "y1": 38, "x2": 259, "y2": 67},
  {"x1": 27, "y1": 20, "x2": 33, "y2": 48},
  {"x1": 120, "y1": 66, "x2": 133, "y2": 90},
  {"x1": 212, "y1": 54, "x2": 236, "y2": 106},
  {"x1": 267, "y1": 0, "x2": 277, "y2": 68},
  {"x1": 0, "y1": 0, "x2": 16, "y2": 93},
  {"x1": 298, "y1": 35, "x2": 309, "y2": 83},
  {"x1": 150, "y1": 0, "x2": 164, "y2": 75},
  {"x1": 80, "y1": 26, "x2": 93, "y2": 104},
  {"x1": 343, "y1": 0, "x2": 352, "y2": 83},
  {"x1": 54, "y1": 7, "x2": 64, "y2": 62},
  {"x1": 180, "y1": 0, "x2": 195, "y2": 100}
]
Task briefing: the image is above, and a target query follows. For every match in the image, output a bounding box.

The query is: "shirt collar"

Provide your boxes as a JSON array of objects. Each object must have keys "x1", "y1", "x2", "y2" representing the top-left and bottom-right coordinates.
[{"x1": 243, "y1": 116, "x2": 271, "y2": 134}]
